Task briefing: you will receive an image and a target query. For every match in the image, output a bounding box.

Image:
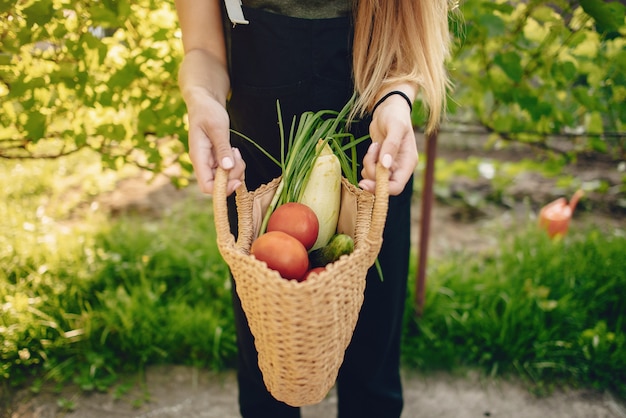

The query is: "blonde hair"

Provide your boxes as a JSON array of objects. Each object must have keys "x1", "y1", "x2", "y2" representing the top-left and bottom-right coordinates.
[{"x1": 352, "y1": 0, "x2": 453, "y2": 133}]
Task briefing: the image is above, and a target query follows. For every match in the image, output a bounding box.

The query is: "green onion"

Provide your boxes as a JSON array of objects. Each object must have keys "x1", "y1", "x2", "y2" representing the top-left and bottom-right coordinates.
[{"x1": 231, "y1": 94, "x2": 366, "y2": 234}]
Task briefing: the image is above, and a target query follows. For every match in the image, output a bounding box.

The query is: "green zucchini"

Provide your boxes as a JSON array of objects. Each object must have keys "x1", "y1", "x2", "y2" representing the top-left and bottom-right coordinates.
[{"x1": 308, "y1": 233, "x2": 355, "y2": 268}]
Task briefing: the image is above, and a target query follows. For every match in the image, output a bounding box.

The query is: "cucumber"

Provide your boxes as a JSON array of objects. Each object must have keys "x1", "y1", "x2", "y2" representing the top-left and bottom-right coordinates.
[{"x1": 308, "y1": 233, "x2": 355, "y2": 268}]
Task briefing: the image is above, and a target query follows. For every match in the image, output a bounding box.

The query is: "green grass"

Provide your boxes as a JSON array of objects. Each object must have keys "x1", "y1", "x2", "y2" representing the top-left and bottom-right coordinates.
[
  {"x1": 1, "y1": 151, "x2": 235, "y2": 390},
  {"x1": 1, "y1": 151, "x2": 625, "y2": 400},
  {"x1": 403, "y1": 226, "x2": 626, "y2": 398}
]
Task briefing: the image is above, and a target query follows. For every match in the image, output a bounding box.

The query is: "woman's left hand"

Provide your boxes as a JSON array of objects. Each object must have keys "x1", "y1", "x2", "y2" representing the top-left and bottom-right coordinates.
[{"x1": 359, "y1": 93, "x2": 419, "y2": 196}]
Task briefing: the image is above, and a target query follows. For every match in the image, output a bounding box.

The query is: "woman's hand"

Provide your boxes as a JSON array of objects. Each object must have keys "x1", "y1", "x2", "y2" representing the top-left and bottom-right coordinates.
[
  {"x1": 175, "y1": 0, "x2": 242, "y2": 195},
  {"x1": 186, "y1": 90, "x2": 246, "y2": 195},
  {"x1": 359, "y1": 93, "x2": 418, "y2": 196}
]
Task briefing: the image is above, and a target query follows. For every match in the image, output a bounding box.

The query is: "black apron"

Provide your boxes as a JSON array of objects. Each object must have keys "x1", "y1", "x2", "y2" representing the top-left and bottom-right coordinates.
[{"x1": 226, "y1": 7, "x2": 411, "y2": 418}]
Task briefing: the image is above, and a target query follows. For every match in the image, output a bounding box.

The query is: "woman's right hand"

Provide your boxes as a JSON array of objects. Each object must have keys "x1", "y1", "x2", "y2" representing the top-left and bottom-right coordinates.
[
  {"x1": 175, "y1": 0, "x2": 242, "y2": 196},
  {"x1": 186, "y1": 90, "x2": 246, "y2": 196}
]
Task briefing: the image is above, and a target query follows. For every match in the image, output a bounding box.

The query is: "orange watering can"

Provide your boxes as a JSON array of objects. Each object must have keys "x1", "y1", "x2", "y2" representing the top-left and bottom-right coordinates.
[{"x1": 539, "y1": 189, "x2": 584, "y2": 238}]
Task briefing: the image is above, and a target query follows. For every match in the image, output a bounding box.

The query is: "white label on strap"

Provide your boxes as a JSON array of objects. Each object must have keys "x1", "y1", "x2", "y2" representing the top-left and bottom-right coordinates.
[{"x1": 224, "y1": 0, "x2": 249, "y2": 25}]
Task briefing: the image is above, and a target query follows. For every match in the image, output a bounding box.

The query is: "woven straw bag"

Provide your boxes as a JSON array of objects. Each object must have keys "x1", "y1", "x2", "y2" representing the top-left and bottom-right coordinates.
[{"x1": 212, "y1": 165, "x2": 389, "y2": 407}]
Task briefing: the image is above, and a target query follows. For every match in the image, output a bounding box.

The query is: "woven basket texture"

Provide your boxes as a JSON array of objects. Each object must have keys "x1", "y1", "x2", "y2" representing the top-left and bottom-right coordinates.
[{"x1": 212, "y1": 166, "x2": 389, "y2": 406}]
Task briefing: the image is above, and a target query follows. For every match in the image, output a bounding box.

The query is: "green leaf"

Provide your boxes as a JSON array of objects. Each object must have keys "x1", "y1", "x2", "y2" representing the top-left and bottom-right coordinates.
[
  {"x1": 579, "y1": 0, "x2": 625, "y2": 34},
  {"x1": 531, "y1": 6, "x2": 560, "y2": 23},
  {"x1": 494, "y1": 51, "x2": 523, "y2": 83},
  {"x1": 484, "y1": 2, "x2": 515, "y2": 15},
  {"x1": 0, "y1": 53, "x2": 12, "y2": 66},
  {"x1": 572, "y1": 86, "x2": 599, "y2": 111},
  {"x1": 492, "y1": 113, "x2": 515, "y2": 133},
  {"x1": 477, "y1": 14, "x2": 507, "y2": 38},
  {"x1": 81, "y1": 33, "x2": 108, "y2": 66},
  {"x1": 567, "y1": 31, "x2": 588, "y2": 49},
  {"x1": 551, "y1": 61, "x2": 578, "y2": 83},
  {"x1": 138, "y1": 107, "x2": 158, "y2": 132},
  {"x1": 515, "y1": 90, "x2": 553, "y2": 122},
  {"x1": 96, "y1": 123, "x2": 127, "y2": 139},
  {"x1": 24, "y1": 111, "x2": 47, "y2": 141},
  {"x1": 588, "y1": 136, "x2": 607, "y2": 153},
  {"x1": 23, "y1": 0, "x2": 54, "y2": 27},
  {"x1": 107, "y1": 64, "x2": 140, "y2": 90},
  {"x1": 71, "y1": 130, "x2": 87, "y2": 147},
  {"x1": 586, "y1": 111, "x2": 604, "y2": 135},
  {"x1": 117, "y1": 0, "x2": 131, "y2": 20},
  {"x1": 0, "y1": 0, "x2": 14, "y2": 13},
  {"x1": 89, "y1": 4, "x2": 120, "y2": 28}
]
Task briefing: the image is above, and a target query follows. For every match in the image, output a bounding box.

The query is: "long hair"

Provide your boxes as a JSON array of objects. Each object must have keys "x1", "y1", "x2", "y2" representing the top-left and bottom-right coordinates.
[{"x1": 352, "y1": 0, "x2": 453, "y2": 133}]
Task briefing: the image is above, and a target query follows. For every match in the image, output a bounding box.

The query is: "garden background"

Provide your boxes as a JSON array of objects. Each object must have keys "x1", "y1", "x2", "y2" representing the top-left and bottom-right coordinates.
[{"x1": 1, "y1": 0, "x2": 625, "y2": 415}]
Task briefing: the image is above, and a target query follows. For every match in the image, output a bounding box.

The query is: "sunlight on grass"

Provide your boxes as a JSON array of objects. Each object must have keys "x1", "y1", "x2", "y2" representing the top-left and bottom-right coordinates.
[
  {"x1": 1, "y1": 151, "x2": 624, "y2": 400},
  {"x1": 404, "y1": 225, "x2": 626, "y2": 398},
  {"x1": 1, "y1": 151, "x2": 234, "y2": 388}
]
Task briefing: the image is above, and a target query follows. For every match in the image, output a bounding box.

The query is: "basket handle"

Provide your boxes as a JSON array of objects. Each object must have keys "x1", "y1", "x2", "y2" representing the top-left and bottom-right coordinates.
[
  {"x1": 214, "y1": 163, "x2": 390, "y2": 254},
  {"x1": 365, "y1": 163, "x2": 390, "y2": 258},
  {"x1": 213, "y1": 167, "x2": 249, "y2": 250}
]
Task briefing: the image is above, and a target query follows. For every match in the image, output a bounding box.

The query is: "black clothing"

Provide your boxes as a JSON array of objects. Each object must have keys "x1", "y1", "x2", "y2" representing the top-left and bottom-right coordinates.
[{"x1": 226, "y1": 7, "x2": 411, "y2": 418}]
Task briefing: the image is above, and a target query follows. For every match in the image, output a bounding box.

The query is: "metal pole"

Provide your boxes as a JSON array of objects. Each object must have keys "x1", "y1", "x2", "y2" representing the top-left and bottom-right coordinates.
[{"x1": 416, "y1": 130, "x2": 438, "y2": 316}]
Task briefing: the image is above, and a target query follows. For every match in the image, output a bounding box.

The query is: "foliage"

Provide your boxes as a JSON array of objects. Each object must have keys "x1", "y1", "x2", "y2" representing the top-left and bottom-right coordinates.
[
  {"x1": 0, "y1": 0, "x2": 192, "y2": 185},
  {"x1": 2, "y1": 0, "x2": 625, "y2": 176},
  {"x1": 403, "y1": 227, "x2": 626, "y2": 398},
  {"x1": 443, "y1": 0, "x2": 626, "y2": 159}
]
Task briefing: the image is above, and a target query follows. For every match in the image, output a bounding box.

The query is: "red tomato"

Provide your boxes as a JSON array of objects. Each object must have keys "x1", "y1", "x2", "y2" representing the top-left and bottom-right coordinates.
[
  {"x1": 303, "y1": 267, "x2": 326, "y2": 282},
  {"x1": 267, "y1": 202, "x2": 319, "y2": 250},
  {"x1": 250, "y1": 231, "x2": 309, "y2": 280}
]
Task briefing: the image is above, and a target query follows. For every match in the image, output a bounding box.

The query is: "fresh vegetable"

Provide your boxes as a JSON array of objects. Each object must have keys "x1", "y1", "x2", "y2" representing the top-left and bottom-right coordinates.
[
  {"x1": 267, "y1": 202, "x2": 319, "y2": 250},
  {"x1": 308, "y1": 233, "x2": 355, "y2": 268},
  {"x1": 250, "y1": 231, "x2": 310, "y2": 281},
  {"x1": 299, "y1": 141, "x2": 342, "y2": 250},
  {"x1": 233, "y1": 96, "x2": 372, "y2": 281},
  {"x1": 233, "y1": 95, "x2": 369, "y2": 240}
]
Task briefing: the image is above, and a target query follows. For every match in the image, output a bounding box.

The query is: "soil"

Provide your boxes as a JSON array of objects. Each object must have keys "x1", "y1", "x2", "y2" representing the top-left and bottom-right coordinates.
[
  {"x1": 6, "y1": 366, "x2": 626, "y2": 418},
  {"x1": 4, "y1": 133, "x2": 626, "y2": 418}
]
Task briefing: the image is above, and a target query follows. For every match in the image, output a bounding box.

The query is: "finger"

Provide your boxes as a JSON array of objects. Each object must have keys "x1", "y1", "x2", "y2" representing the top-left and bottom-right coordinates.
[
  {"x1": 358, "y1": 178, "x2": 376, "y2": 193},
  {"x1": 229, "y1": 147, "x2": 246, "y2": 181},
  {"x1": 387, "y1": 171, "x2": 411, "y2": 196},
  {"x1": 212, "y1": 125, "x2": 236, "y2": 170},
  {"x1": 226, "y1": 147, "x2": 246, "y2": 195},
  {"x1": 377, "y1": 124, "x2": 404, "y2": 169},
  {"x1": 360, "y1": 141, "x2": 379, "y2": 182},
  {"x1": 188, "y1": 126, "x2": 218, "y2": 194},
  {"x1": 388, "y1": 145, "x2": 419, "y2": 196}
]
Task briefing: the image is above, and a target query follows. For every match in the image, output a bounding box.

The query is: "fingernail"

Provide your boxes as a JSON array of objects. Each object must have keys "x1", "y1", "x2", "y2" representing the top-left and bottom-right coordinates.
[
  {"x1": 369, "y1": 142, "x2": 379, "y2": 153},
  {"x1": 382, "y1": 153, "x2": 393, "y2": 168},
  {"x1": 222, "y1": 156, "x2": 234, "y2": 169}
]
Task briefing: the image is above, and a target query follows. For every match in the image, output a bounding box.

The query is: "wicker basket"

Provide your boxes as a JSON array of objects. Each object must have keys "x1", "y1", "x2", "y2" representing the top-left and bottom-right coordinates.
[{"x1": 212, "y1": 165, "x2": 389, "y2": 407}]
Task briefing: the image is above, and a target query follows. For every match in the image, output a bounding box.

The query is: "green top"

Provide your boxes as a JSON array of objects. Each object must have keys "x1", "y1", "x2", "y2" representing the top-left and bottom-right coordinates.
[{"x1": 242, "y1": 0, "x2": 351, "y2": 19}]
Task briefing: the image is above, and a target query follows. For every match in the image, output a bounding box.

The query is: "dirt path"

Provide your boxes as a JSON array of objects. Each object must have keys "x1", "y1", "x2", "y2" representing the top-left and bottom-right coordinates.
[{"x1": 7, "y1": 365, "x2": 626, "y2": 418}]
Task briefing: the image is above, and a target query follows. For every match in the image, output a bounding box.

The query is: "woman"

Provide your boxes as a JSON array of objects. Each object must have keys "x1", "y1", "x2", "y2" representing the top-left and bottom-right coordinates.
[{"x1": 174, "y1": 1, "x2": 451, "y2": 417}]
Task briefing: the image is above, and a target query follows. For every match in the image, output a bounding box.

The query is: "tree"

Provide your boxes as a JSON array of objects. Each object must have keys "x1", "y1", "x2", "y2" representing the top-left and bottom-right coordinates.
[
  {"x1": 0, "y1": 0, "x2": 192, "y2": 184},
  {"x1": 442, "y1": 0, "x2": 625, "y2": 160},
  {"x1": 1, "y1": 0, "x2": 625, "y2": 180}
]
